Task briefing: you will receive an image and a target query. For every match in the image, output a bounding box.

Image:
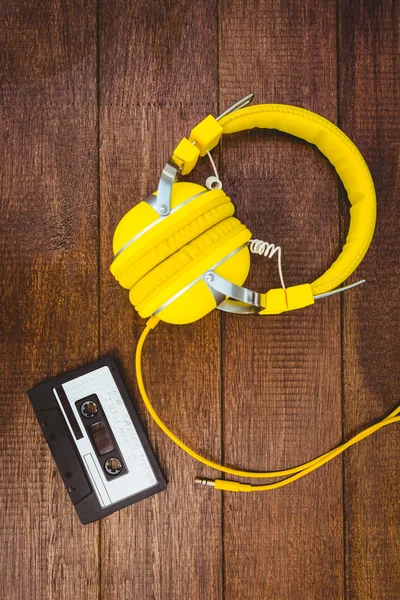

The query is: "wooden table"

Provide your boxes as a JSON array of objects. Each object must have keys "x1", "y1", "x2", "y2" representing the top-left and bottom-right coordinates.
[{"x1": 1, "y1": 1, "x2": 399, "y2": 599}]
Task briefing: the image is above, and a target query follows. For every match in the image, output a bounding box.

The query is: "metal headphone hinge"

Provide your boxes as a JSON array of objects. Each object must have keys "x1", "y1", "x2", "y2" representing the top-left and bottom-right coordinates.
[
  {"x1": 152, "y1": 159, "x2": 181, "y2": 217},
  {"x1": 203, "y1": 271, "x2": 262, "y2": 314},
  {"x1": 149, "y1": 95, "x2": 253, "y2": 218}
]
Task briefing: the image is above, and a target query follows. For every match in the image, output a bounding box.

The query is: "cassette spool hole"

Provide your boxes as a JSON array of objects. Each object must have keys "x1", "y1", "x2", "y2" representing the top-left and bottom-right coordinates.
[
  {"x1": 105, "y1": 457, "x2": 122, "y2": 476},
  {"x1": 81, "y1": 399, "x2": 98, "y2": 418}
]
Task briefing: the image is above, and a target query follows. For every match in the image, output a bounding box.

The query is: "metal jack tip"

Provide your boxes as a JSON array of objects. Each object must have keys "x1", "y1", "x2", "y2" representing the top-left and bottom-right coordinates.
[{"x1": 195, "y1": 477, "x2": 215, "y2": 487}]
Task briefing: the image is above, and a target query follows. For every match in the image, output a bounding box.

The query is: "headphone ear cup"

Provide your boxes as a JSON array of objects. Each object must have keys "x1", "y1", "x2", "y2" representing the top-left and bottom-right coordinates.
[
  {"x1": 155, "y1": 243, "x2": 251, "y2": 324},
  {"x1": 118, "y1": 199, "x2": 235, "y2": 290},
  {"x1": 132, "y1": 217, "x2": 252, "y2": 324},
  {"x1": 111, "y1": 182, "x2": 233, "y2": 288}
]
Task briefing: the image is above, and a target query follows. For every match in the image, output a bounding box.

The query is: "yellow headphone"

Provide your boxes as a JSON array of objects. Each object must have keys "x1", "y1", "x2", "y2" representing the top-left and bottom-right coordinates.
[{"x1": 111, "y1": 96, "x2": 399, "y2": 493}]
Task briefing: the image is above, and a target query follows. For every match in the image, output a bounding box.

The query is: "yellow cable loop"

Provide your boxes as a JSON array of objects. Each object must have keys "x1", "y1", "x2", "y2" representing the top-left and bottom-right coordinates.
[{"x1": 136, "y1": 317, "x2": 400, "y2": 492}]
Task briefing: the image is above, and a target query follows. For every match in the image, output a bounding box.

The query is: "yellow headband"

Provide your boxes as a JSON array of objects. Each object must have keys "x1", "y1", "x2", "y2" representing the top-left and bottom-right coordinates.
[{"x1": 173, "y1": 103, "x2": 376, "y2": 297}]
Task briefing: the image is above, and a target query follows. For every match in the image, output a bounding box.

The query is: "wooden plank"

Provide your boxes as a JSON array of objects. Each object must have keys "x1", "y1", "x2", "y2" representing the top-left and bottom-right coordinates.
[
  {"x1": 339, "y1": 1, "x2": 400, "y2": 598},
  {"x1": 0, "y1": 2, "x2": 99, "y2": 599},
  {"x1": 0, "y1": 0, "x2": 96, "y2": 104},
  {"x1": 99, "y1": 2, "x2": 222, "y2": 599},
  {"x1": 0, "y1": 103, "x2": 100, "y2": 600},
  {"x1": 219, "y1": 1, "x2": 344, "y2": 598}
]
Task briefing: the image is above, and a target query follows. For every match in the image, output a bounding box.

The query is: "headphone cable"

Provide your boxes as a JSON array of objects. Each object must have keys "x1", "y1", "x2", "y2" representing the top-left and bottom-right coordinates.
[{"x1": 136, "y1": 316, "x2": 400, "y2": 492}]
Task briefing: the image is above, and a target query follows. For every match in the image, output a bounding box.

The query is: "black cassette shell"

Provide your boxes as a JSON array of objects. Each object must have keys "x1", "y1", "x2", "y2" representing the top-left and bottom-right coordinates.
[{"x1": 27, "y1": 356, "x2": 167, "y2": 524}]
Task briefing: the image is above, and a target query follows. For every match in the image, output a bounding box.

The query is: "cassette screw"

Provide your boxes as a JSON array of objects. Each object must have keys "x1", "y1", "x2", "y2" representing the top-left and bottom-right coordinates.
[
  {"x1": 105, "y1": 457, "x2": 122, "y2": 476},
  {"x1": 159, "y1": 205, "x2": 168, "y2": 215},
  {"x1": 205, "y1": 272, "x2": 214, "y2": 282},
  {"x1": 81, "y1": 399, "x2": 98, "y2": 418}
]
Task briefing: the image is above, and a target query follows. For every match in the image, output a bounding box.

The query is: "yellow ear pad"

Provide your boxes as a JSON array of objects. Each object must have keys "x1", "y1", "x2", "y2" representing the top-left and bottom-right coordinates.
[
  {"x1": 117, "y1": 199, "x2": 235, "y2": 290},
  {"x1": 129, "y1": 217, "x2": 252, "y2": 324},
  {"x1": 111, "y1": 182, "x2": 234, "y2": 289},
  {"x1": 130, "y1": 216, "x2": 243, "y2": 305}
]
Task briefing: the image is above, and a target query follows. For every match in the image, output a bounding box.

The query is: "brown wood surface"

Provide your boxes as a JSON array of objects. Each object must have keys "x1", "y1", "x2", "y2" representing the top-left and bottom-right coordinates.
[
  {"x1": 339, "y1": 1, "x2": 400, "y2": 599},
  {"x1": 98, "y1": 2, "x2": 222, "y2": 598},
  {"x1": 219, "y1": 2, "x2": 344, "y2": 598},
  {"x1": 0, "y1": 2, "x2": 398, "y2": 599},
  {"x1": 0, "y1": 2, "x2": 100, "y2": 600}
]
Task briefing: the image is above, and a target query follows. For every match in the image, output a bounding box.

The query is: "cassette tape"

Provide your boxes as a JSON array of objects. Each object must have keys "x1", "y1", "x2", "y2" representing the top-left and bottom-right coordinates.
[{"x1": 28, "y1": 356, "x2": 166, "y2": 524}]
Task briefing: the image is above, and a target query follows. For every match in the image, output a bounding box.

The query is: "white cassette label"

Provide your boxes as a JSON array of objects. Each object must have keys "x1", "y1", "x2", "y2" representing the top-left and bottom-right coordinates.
[{"x1": 54, "y1": 366, "x2": 157, "y2": 508}]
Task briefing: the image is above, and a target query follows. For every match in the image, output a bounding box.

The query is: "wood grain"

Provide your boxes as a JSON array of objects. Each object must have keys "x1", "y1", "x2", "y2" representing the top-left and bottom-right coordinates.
[
  {"x1": 339, "y1": 1, "x2": 400, "y2": 598},
  {"x1": 1, "y1": 1, "x2": 399, "y2": 598},
  {"x1": 0, "y1": 103, "x2": 100, "y2": 599},
  {"x1": 219, "y1": 1, "x2": 344, "y2": 598},
  {"x1": 0, "y1": 0, "x2": 96, "y2": 104},
  {"x1": 0, "y1": 2, "x2": 99, "y2": 600},
  {"x1": 99, "y1": 2, "x2": 222, "y2": 599}
]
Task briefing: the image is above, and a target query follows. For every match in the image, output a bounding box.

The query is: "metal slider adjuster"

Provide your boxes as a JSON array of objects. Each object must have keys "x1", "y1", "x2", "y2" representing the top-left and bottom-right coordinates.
[
  {"x1": 147, "y1": 94, "x2": 254, "y2": 218},
  {"x1": 147, "y1": 158, "x2": 181, "y2": 217}
]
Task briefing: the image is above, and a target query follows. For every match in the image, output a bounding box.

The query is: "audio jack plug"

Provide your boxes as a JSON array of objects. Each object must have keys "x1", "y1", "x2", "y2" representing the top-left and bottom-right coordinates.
[{"x1": 195, "y1": 478, "x2": 252, "y2": 492}]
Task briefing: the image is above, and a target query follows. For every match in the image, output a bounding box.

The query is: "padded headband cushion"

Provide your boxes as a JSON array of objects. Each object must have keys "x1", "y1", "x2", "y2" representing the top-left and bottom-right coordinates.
[{"x1": 218, "y1": 104, "x2": 376, "y2": 295}]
